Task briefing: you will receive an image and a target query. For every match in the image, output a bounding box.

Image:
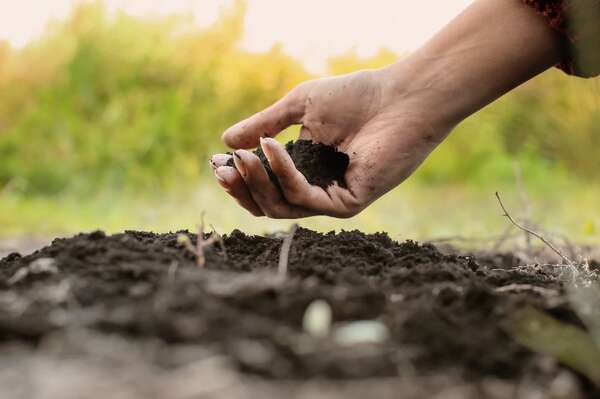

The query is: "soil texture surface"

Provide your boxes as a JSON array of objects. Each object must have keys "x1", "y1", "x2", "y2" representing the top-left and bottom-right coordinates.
[
  {"x1": 227, "y1": 140, "x2": 349, "y2": 188},
  {"x1": 0, "y1": 228, "x2": 598, "y2": 399}
]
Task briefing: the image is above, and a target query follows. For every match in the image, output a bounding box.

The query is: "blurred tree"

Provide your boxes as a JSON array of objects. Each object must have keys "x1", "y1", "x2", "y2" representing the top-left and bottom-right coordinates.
[{"x1": 0, "y1": 1, "x2": 309, "y2": 196}]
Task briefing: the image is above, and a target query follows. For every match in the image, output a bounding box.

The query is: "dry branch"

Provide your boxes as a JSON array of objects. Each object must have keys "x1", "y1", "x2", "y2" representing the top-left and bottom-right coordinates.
[
  {"x1": 278, "y1": 224, "x2": 298, "y2": 278},
  {"x1": 176, "y1": 212, "x2": 219, "y2": 267},
  {"x1": 495, "y1": 192, "x2": 573, "y2": 266}
]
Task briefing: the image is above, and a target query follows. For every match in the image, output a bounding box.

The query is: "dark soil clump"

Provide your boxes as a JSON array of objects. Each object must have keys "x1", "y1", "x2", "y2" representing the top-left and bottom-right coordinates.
[
  {"x1": 0, "y1": 228, "x2": 598, "y2": 397},
  {"x1": 227, "y1": 140, "x2": 349, "y2": 189}
]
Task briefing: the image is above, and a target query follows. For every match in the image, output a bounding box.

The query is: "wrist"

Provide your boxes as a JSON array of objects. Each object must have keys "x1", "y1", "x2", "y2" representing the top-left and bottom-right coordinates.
[
  {"x1": 376, "y1": 0, "x2": 563, "y2": 132},
  {"x1": 374, "y1": 56, "x2": 465, "y2": 143}
]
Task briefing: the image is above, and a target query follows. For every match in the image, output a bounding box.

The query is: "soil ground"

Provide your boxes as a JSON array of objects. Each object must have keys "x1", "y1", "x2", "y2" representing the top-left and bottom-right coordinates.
[{"x1": 0, "y1": 228, "x2": 598, "y2": 399}]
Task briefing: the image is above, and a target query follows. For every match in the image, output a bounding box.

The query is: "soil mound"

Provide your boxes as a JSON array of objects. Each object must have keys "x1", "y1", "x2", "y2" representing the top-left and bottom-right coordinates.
[
  {"x1": 227, "y1": 140, "x2": 349, "y2": 189},
  {"x1": 0, "y1": 228, "x2": 597, "y2": 397}
]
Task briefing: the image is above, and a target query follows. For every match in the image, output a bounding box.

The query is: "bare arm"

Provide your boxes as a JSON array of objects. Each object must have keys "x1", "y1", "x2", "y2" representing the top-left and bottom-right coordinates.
[
  {"x1": 384, "y1": 0, "x2": 564, "y2": 128},
  {"x1": 210, "y1": 0, "x2": 564, "y2": 219}
]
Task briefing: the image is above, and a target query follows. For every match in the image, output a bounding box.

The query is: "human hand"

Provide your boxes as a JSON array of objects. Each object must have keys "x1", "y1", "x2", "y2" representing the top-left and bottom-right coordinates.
[
  {"x1": 210, "y1": 67, "x2": 453, "y2": 218},
  {"x1": 210, "y1": 0, "x2": 563, "y2": 219}
]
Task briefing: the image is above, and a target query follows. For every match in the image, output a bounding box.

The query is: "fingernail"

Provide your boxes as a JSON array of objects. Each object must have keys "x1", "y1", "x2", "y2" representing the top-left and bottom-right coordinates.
[
  {"x1": 260, "y1": 137, "x2": 275, "y2": 155},
  {"x1": 233, "y1": 151, "x2": 247, "y2": 176},
  {"x1": 214, "y1": 168, "x2": 228, "y2": 185},
  {"x1": 210, "y1": 153, "x2": 233, "y2": 169},
  {"x1": 214, "y1": 171, "x2": 225, "y2": 184}
]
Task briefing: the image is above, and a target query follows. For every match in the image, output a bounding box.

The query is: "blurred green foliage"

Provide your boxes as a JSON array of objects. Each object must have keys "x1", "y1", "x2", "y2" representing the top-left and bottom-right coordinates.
[
  {"x1": 0, "y1": 2, "x2": 308, "y2": 196},
  {"x1": 0, "y1": 2, "x2": 598, "y2": 200}
]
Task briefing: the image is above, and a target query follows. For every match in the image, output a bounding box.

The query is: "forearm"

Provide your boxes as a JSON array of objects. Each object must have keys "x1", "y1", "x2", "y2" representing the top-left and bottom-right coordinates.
[{"x1": 382, "y1": 0, "x2": 564, "y2": 128}]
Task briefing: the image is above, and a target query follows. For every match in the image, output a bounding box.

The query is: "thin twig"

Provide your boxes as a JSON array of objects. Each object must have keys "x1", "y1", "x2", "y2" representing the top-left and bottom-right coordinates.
[
  {"x1": 210, "y1": 224, "x2": 228, "y2": 260},
  {"x1": 495, "y1": 192, "x2": 573, "y2": 265},
  {"x1": 545, "y1": 230, "x2": 579, "y2": 262},
  {"x1": 177, "y1": 234, "x2": 197, "y2": 254},
  {"x1": 194, "y1": 213, "x2": 219, "y2": 267},
  {"x1": 196, "y1": 212, "x2": 207, "y2": 267},
  {"x1": 177, "y1": 212, "x2": 218, "y2": 267},
  {"x1": 278, "y1": 224, "x2": 298, "y2": 278}
]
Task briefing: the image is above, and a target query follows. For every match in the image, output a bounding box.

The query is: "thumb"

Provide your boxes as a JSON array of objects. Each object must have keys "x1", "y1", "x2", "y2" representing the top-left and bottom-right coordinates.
[{"x1": 222, "y1": 87, "x2": 306, "y2": 149}]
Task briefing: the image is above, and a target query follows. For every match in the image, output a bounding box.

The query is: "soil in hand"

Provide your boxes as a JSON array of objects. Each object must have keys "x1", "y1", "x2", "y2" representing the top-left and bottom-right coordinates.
[{"x1": 227, "y1": 140, "x2": 349, "y2": 189}]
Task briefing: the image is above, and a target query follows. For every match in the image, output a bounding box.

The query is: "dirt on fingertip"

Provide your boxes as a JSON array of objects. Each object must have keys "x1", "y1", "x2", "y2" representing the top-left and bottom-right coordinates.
[{"x1": 226, "y1": 140, "x2": 349, "y2": 189}]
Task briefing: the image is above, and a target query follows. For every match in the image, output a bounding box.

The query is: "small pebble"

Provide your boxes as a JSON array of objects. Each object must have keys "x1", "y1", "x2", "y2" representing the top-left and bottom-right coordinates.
[
  {"x1": 7, "y1": 257, "x2": 58, "y2": 285},
  {"x1": 302, "y1": 300, "x2": 332, "y2": 338},
  {"x1": 29, "y1": 257, "x2": 58, "y2": 274},
  {"x1": 333, "y1": 320, "x2": 389, "y2": 346}
]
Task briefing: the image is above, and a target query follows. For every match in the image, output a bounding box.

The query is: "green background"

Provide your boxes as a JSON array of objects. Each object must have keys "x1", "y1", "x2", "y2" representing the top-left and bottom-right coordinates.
[{"x1": 1, "y1": 2, "x2": 599, "y2": 243}]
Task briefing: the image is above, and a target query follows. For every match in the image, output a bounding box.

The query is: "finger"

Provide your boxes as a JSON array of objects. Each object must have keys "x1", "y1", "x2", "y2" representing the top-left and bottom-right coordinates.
[
  {"x1": 214, "y1": 166, "x2": 264, "y2": 217},
  {"x1": 222, "y1": 88, "x2": 306, "y2": 150},
  {"x1": 209, "y1": 153, "x2": 233, "y2": 170},
  {"x1": 299, "y1": 125, "x2": 312, "y2": 140},
  {"x1": 232, "y1": 149, "x2": 285, "y2": 212},
  {"x1": 259, "y1": 138, "x2": 338, "y2": 214},
  {"x1": 232, "y1": 149, "x2": 315, "y2": 219}
]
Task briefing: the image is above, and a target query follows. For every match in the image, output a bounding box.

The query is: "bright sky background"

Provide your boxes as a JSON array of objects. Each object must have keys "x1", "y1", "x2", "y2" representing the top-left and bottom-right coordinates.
[{"x1": 0, "y1": 0, "x2": 473, "y2": 73}]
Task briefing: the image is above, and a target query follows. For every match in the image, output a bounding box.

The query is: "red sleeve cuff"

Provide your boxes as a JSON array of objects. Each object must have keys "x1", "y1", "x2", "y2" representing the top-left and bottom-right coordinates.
[{"x1": 522, "y1": 0, "x2": 600, "y2": 77}]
